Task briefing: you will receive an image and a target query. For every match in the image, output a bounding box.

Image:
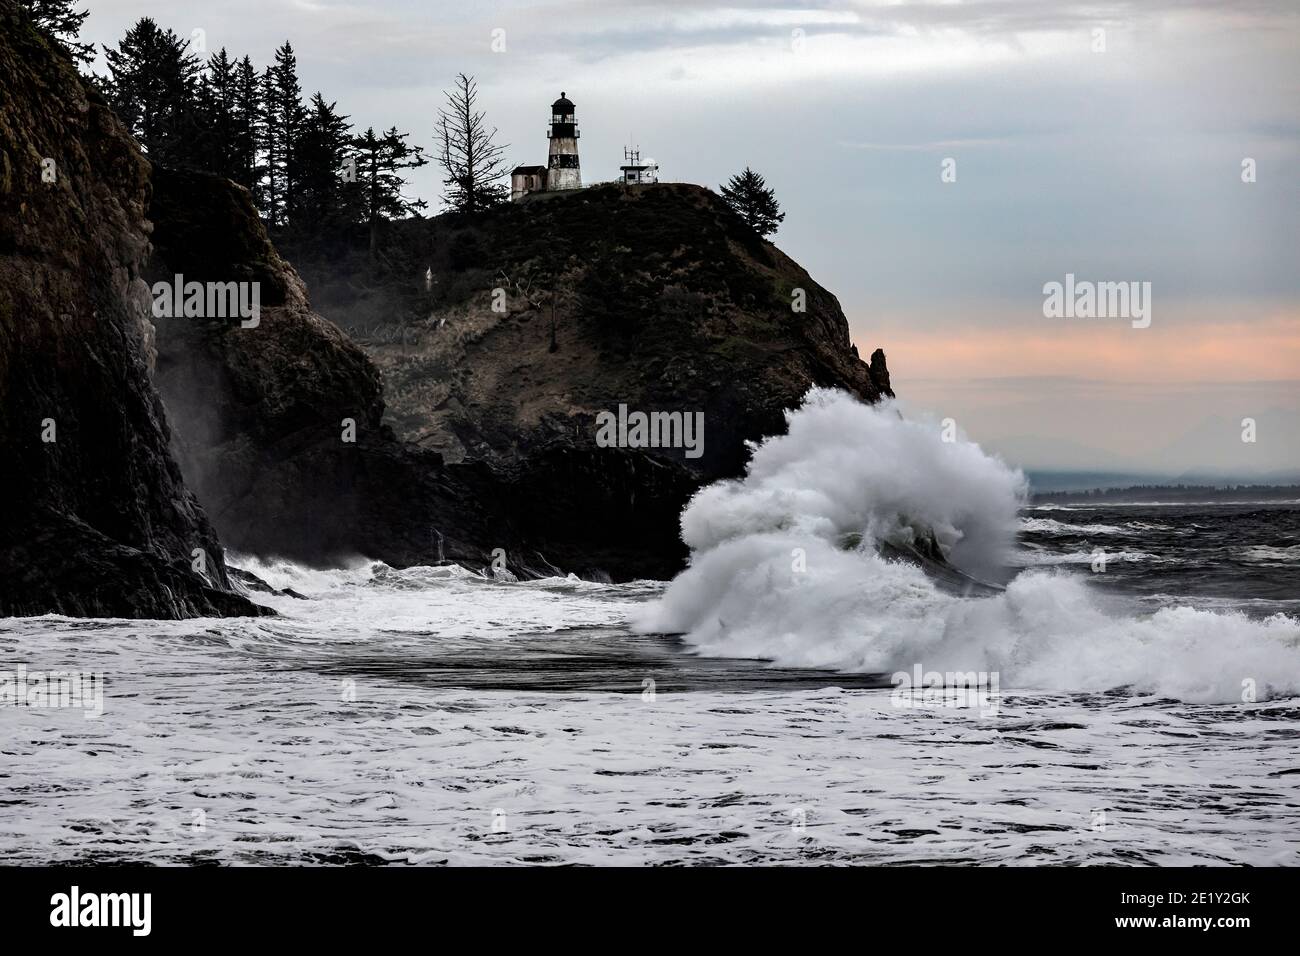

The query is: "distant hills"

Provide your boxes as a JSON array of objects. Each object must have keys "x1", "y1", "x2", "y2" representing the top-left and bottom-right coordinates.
[
  {"x1": 1026, "y1": 470, "x2": 1300, "y2": 495},
  {"x1": 1030, "y1": 481, "x2": 1300, "y2": 504}
]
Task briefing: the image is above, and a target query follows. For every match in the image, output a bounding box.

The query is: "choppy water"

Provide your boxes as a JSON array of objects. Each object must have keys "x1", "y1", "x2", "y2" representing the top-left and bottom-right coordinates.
[
  {"x1": 1019, "y1": 500, "x2": 1300, "y2": 611},
  {"x1": 2, "y1": 395, "x2": 1297, "y2": 864},
  {"x1": 1, "y1": 500, "x2": 1297, "y2": 865}
]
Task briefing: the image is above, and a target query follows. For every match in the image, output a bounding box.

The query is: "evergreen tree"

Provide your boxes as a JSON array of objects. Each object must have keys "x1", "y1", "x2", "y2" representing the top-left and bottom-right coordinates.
[
  {"x1": 20, "y1": 0, "x2": 93, "y2": 64},
  {"x1": 351, "y1": 126, "x2": 428, "y2": 259},
  {"x1": 292, "y1": 93, "x2": 358, "y2": 232},
  {"x1": 267, "y1": 41, "x2": 306, "y2": 229},
  {"x1": 258, "y1": 65, "x2": 280, "y2": 224},
  {"x1": 718, "y1": 167, "x2": 785, "y2": 238},
  {"x1": 196, "y1": 48, "x2": 239, "y2": 179},
  {"x1": 101, "y1": 18, "x2": 202, "y2": 167},
  {"x1": 254, "y1": 43, "x2": 306, "y2": 228},
  {"x1": 230, "y1": 56, "x2": 262, "y2": 193},
  {"x1": 436, "y1": 73, "x2": 508, "y2": 213}
]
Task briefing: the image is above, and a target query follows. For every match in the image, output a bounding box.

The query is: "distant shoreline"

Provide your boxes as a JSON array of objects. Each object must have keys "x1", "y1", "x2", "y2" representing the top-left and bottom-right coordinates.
[{"x1": 1029, "y1": 484, "x2": 1300, "y2": 505}]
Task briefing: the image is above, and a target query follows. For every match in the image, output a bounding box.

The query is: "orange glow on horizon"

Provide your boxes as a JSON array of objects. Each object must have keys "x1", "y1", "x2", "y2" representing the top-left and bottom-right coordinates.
[{"x1": 853, "y1": 313, "x2": 1300, "y2": 384}]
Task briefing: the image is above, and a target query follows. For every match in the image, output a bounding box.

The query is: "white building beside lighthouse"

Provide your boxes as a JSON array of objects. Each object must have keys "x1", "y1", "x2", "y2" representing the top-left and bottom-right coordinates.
[{"x1": 619, "y1": 147, "x2": 659, "y2": 185}]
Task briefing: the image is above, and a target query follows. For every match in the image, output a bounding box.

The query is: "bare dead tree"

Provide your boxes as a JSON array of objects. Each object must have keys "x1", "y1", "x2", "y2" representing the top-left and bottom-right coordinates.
[{"x1": 437, "y1": 74, "x2": 509, "y2": 213}]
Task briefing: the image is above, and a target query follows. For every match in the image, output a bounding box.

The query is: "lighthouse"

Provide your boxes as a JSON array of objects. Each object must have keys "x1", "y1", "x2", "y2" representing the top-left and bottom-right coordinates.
[{"x1": 546, "y1": 92, "x2": 581, "y2": 191}]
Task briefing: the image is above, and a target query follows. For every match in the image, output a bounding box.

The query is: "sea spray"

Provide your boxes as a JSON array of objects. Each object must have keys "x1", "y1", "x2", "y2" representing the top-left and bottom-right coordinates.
[
  {"x1": 634, "y1": 389, "x2": 1300, "y2": 703},
  {"x1": 676, "y1": 388, "x2": 1026, "y2": 580}
]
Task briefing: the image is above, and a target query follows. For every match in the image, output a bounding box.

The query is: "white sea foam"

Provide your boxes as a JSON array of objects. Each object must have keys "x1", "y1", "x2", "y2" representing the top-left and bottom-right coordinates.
[
  {"x1": 2, "y1": 556, "x2": 1296, "y2": 862},
  {"x1": 1020, "y1": 517, "x2": 1128, "y2": 535},
  {"x1": 1011, "y1": 549, "x2": 1161, "y2": 566},
  {"x1": 2, "y1": 388, "x2": 1296, "y2": 865},
  {"x1": 678, "y1": 389, "x2": 1026, "y2": 579},
  {"x1": 1242, "y1": 544, "x2": 1300, "y2": 564},
  {"x1": 635, "y1": 390, "x2": 1300, "y2": 703},
  {"x1": 2, "y1": 584, "x2": 1296, "y2": 865},
  {"x1": 1018, "y1": 517, "x2": 1173, "y2": 536}
]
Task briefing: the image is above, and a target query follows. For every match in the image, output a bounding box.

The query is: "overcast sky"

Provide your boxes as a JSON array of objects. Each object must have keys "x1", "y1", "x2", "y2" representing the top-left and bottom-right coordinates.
[{"x1": 79, "y1": 0, "x2": 1300, "y2": 476}]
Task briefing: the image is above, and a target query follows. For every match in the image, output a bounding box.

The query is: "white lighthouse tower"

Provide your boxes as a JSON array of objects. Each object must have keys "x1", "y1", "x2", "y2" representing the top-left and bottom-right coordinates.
[{"x1": 546, "y1": 92, "x2": 581, "y2": 191}]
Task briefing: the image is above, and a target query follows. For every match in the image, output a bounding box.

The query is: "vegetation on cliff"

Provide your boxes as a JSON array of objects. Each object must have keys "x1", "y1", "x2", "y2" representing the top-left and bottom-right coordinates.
[{"x1": 284, "y1": 181, "x2": 890, "y2": 480}]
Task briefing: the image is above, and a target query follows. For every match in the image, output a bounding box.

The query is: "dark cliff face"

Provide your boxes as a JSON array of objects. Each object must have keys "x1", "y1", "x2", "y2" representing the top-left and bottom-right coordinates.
[
  {"x1": 0, "y1": 4, "x2": 266, "y2": 618},
  {"x1": 1, "y1": 0, "x2": 891, "y2": 589},
  {"x1": 1, "y1": 10, "x2": 888, "y2": 597},
  {"x1": 292, "y1": 182, "x2": 890, "y2": 480},
  {"x1": 147, "y1": 166, "x2": 529, "y2": 575},
  {"x1": 149, "y1": 174, "x2": 892, "y2": 581},
  {"x1": 283, "y1": 182, "x2": 893, "y2": 577}
]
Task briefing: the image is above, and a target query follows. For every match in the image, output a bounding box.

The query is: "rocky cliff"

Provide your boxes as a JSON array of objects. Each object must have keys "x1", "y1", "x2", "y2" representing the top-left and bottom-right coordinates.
[
  {"x1": 1, "y1": 0, "x2": 892, "y2": 596},
  {"x1": 149, "y1": 176, "x2": 892, "y2": 581},
  {"x1": 294, "y1": 183, "x2": 890, "y2": 477},
  {"x1": 284, "y1": 183, "x2": 893, "y2": 576},
  {"x1": 146, "y1": 166, "x2": 540, "y2": 576},
  {"x1": 0, "y1": 3, "x2": 265, "y2": 618}
]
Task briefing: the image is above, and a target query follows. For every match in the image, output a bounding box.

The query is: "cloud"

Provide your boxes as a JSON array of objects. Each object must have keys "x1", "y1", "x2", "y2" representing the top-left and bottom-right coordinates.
[
  {"x1": 79, "y1": 0, "x2": 1300, "y2": 470},
  {"x1": 840, "y1": 137, "x2": 1015, "y2": 151}
]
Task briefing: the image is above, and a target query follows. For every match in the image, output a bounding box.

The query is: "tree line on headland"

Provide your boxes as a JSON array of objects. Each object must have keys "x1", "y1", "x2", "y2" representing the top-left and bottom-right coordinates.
[
  {"x1": 21, "y1": 0, "x2": 787, "y2": 245},
  {"x1": 21, "y1": 0, "x2": 510, "y2": 250}
]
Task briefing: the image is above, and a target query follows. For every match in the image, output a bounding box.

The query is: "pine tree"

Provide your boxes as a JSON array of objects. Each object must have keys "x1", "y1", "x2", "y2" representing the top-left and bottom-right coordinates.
[
  {"x1": 351, "y1": 126, "x2": 428, "y2": 259},
  {"x1": 100, "y1": 18, "x2": 202, "y2": 167},
  {"x1": 258, "y1": 66, "x2": 280, "y2": 225},
  {"x1": 270, "y1": 42, "x2": 306, "y2": 228},
  {"x1": 20, "y1": 0, "x2": 93, "y2": 64},
  {"x1": 436, "y1": 73, "x2": 508, "y2": 213},
  {"x1": 255, "y1": 43, "x2": 306, "y2": 229},
  {"x1": 292, "y1": 93, "x2": 358, "y2": 233},
  {"x1": 718, "y1": 167, "x2": 785, "y2": 238},
  {"x1": 196, "y1": 48, "x2": 239, "y2": 179},
  {"x1": 230, "y1": 56, "x2": 261, "y2": 193}
]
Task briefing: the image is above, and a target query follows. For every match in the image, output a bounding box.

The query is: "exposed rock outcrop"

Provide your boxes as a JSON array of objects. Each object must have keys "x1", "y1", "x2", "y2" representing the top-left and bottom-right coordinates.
[
  {"x1": 1, "y1": 2, "x2": 893, "y2": 604},
  {"x1": 285, "y1": 183, "x2": 893, "y2": 577},
  {"x1": 147, "y1": 166, "x2": 537, "y2": 575},
  {"x1": 296, "y1": 183, "x2": 890, "y2": 478},
  {"x1": 148, "y1": 174, "x2": 892, "y2": 581},
  {"x1": 0, "y1": 3, "x2": 266, "y2": 618}
]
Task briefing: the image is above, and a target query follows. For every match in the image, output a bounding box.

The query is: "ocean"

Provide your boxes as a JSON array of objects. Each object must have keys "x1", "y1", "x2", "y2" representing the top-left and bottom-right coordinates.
[{"x1": 2, "y1": 392, "x2": 1297, "y2": 865}]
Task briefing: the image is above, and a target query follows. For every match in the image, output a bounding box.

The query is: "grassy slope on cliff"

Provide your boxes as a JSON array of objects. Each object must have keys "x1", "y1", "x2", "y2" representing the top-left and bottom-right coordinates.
[{"x1": 284, "y1": 182, "x2": 890, "y2": 481}]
